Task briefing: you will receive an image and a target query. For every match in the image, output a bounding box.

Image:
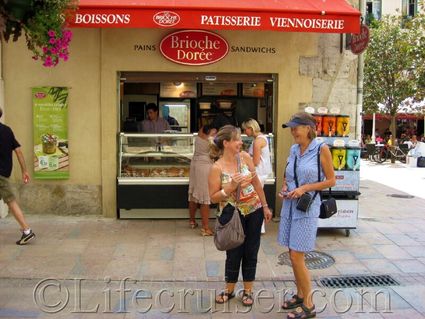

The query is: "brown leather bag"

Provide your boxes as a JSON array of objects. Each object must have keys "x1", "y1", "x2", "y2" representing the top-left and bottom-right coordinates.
[{"x1": 213, "y1": 155, "x2": 246, "y2": 251}]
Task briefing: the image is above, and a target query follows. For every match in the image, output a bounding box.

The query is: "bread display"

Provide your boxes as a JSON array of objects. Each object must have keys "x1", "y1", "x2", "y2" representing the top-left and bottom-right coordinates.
[{"x1": 122, "y1": 165, "x2": 189, "y2": 178}]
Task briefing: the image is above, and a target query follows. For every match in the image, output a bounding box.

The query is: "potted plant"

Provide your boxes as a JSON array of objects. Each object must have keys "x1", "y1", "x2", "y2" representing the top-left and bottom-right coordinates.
[{"x1": 0, "y1": 0, "x2": 77, "y2": 67}]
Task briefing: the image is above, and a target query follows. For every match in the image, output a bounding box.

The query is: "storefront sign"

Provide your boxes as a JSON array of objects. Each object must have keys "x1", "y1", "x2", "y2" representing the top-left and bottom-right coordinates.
[
  {"x1": 160, "y1": 30, "x2": 228, "y2": 66},
  {"x1": 350, "y1": 24, "x2": 369, "y2": 54},
  {"x1": 69, "y1": 1, "x2": 361, "y2": 34},
  {"x1": 32, "y1": 87, "x2": 69, "y2": 179}
]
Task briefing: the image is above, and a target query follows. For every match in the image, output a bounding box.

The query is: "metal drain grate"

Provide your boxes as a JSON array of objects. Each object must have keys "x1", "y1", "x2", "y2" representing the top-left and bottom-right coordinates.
[
  {"x1": 278, "y1": 251, "x2": 335, "y2": 270},
  {"x1": 386, "y1": 194, "x2": 414, "y2": 199},
  {"x1": 320, "y1": 275, "x2": 399, "y2": 288}
]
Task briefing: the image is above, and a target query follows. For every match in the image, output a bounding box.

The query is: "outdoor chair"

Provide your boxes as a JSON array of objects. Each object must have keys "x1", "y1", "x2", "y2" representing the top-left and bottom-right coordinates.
[{"x1": 365, "y1": 143, "x2": 377, "y2": 160}]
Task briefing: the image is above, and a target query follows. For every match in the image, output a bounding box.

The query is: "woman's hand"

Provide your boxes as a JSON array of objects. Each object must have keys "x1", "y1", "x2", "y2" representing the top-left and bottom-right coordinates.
[
  {"x1": 263, "y1": 206, "x2": 272, "y2": 222},
  {"x1": 278, "y1": 185, "x2": 289, "y2": 199},
  {"x1": 230, "y1": 173, "x2": 245, "y2": 188},
  {"x1": 287, "y1": 186, "x2": 307, "y2": 199}
]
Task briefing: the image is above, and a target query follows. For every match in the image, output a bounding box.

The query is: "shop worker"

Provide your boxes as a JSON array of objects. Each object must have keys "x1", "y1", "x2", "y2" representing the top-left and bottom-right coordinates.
[
  {"x1": 141, "y1": 103, "x2": 171, "y2": 133},
  {"x1": 162, "y1": 105, "x2": 181, "y2": 131},
  {"x1": 0, "y1": 107, "x2": 36, "y2": 245}
]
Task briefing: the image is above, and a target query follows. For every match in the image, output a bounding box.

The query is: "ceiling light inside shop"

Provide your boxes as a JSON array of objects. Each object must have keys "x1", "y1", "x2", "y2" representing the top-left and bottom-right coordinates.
[{"x1": 173, "y1": 82, "x2": 182, "y2": 87}]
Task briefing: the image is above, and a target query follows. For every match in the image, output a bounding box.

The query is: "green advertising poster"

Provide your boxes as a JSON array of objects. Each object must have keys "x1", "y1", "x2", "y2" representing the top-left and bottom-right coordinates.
[{"x1": 32, "y1": 87, "x2": 69, "y2": 179}]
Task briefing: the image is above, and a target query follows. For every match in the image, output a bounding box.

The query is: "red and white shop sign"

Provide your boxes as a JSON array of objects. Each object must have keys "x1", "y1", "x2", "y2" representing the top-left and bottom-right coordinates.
[
  {"x1": 153, "y1": 11, "x2": 180, "y2": 27},
  {"x1": 350, "y1": 24, "x2": 369, "y2": 54},
  {"x1": 160, "y1": 30, "x2": 229, "y2": 66}
]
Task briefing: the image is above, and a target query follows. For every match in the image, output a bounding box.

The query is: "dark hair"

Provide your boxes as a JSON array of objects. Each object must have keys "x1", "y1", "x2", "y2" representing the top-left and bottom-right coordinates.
[
  {"x1": 209, "y1": 125, "x2": 241, "y2": 160},
  {"x1": 146, "y1": 103, "x2": 158, "y2": 112},
  {"x1": 202, "y1": 125, "x2": 211, "y2": 135},
  {"x1": 0, "y1": 107, "x2": 2, "y2": 119}
]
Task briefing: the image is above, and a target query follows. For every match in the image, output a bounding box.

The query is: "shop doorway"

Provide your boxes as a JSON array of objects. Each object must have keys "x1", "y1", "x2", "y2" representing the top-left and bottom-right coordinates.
[{"x1": 119, "y1": 72, "x2": 276, "y2": 134}]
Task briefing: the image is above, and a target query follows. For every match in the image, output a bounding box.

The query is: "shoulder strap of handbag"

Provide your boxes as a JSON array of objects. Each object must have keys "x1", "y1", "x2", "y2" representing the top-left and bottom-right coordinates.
[
  {"x1": 234, "y1": 154, "x2": 242, "y2": 206},
  {"x1": 293, "y1": 153, "x2": 319, "y2": 200},
  {"x1": 317, "y1": 143, "x2": 332, "y2": 200}
]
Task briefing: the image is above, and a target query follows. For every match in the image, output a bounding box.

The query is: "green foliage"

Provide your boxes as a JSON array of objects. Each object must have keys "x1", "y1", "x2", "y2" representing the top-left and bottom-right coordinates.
[
  {"x1": 363, "y1": 15, "x2": 416, "y2": 116},
  {"x1": 364, "y1": 1, "x2": 425, "y2": 115},
  {"x1": 0, "y1": 0, "x2": 77, "y2": 67}
]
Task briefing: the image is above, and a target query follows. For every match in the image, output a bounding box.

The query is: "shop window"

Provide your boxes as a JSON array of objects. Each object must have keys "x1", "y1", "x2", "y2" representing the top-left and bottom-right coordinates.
[
  {"x1": 366, "y1": 0, "x2": 381, "y2": 24},
  {"x1": 402, "y1": 0, "x2": 417, "y2": 17}
]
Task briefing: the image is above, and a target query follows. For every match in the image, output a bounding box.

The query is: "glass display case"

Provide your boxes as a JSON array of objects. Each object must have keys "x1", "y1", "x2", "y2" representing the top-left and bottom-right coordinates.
[
  {"x1": 118, "y1": 133, "x2": 194, "y2": 184},
  {"x1": 117, "y1": 132, "x2": 276, "y2": 218}
]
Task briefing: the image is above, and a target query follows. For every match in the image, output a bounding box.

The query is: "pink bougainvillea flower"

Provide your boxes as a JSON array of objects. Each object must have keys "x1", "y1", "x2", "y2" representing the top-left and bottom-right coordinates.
[{"x1": 48, "y1": 30, "x2": 56, "y2": 37}]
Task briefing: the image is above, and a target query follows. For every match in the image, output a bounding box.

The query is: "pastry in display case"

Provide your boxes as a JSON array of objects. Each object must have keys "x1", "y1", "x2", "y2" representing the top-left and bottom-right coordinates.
[
  {"x1": 117, "y1": 132, "x2": 276, "y2": 219},
  {"x1": 118, "y1": 133, "x2": 194, "y2": 181}
]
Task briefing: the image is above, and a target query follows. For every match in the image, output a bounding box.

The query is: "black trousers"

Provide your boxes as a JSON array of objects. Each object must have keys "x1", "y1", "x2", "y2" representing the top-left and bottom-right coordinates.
[{"x1": 224, "y1": 207, "x2": 264, "y2": 283}]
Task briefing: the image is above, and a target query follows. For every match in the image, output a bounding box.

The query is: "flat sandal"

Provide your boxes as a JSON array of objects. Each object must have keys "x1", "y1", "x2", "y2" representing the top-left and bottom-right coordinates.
[
  {"x1": 282, "y1": 294, "x2": 304, "y2": 310},
  {"x1": 215, "y1": 291, "x2": 235, "y2": 304}
]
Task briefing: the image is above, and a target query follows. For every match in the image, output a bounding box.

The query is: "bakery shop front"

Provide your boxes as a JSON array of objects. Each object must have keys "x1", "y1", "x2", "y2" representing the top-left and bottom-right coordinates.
[{"x1": 2, "y1": 0, "x2": 361, "y2": 218}]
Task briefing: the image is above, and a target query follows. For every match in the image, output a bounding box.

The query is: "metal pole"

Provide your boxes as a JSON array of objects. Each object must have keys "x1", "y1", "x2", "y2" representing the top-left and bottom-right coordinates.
[
  {"x1": 355, "y1": 0, "x2": 366, "y2": 141},
  {"x1": 371, "y1": 113, "x2": 376, "y2": 143}
]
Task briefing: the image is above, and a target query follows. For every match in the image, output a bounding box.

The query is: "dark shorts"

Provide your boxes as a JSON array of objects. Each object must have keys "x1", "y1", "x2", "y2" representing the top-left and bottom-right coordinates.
[{"x1": 0, "y1": 175, "x2": 15, "y2": 203}]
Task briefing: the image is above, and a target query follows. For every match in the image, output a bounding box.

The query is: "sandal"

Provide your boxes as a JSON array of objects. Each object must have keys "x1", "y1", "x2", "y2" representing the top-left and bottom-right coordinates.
[
  {"x1": 215, "y1": 291, "x2": 235, "y2": 304},
  {"x1": 189, "y1": 220, "x2": 198, "y2": 229},
  {"x1": 241, "y1": 291, "x2": 254, "y2": 307},
  {"x1": 282, "y1": 294, "x2": 304, "y2": 310},
  {"x1": 200, "y1": 228, "x2": 214, "y2": 236},
  {"x1": 287, "y1": 304, "x2": 316, "y2": 319}
]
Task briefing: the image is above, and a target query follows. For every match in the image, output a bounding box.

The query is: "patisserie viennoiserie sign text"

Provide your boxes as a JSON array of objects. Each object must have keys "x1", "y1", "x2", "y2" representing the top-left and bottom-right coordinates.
[
  {"x1": 69, "y1": 8, "x2": 360, "y2": 34},
  {"x1": 160, "y1": 30, "x2": 229, "y2": 66}
]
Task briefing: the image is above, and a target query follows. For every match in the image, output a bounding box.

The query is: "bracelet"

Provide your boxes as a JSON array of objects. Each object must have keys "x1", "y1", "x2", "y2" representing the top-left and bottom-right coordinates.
[
  {"x1": 220, "y1": 189, "x2": 228, "y2": 197},
  {"x1": 263, "y1": 204, "x2": 268, "y2": 208}
]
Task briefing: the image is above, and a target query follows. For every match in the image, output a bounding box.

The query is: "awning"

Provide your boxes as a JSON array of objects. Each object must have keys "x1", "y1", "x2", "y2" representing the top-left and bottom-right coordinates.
[{"x1": 69, "y1": 0, "x2": 361, "y2": 33}]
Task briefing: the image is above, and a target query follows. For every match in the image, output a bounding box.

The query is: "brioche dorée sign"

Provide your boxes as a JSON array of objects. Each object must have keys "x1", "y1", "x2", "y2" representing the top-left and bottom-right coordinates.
[
  {"x1": 350, "y1": 24, "x2": 369, "y2": 54},
  {"x1": 160, "y1": 30, "x2": 229, "y2": 66}
]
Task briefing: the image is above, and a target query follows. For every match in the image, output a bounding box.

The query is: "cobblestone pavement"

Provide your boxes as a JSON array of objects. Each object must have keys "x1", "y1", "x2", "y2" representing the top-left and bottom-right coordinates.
[{"x1": 0, "y1": 160, "x2": 425, "y2": 318}]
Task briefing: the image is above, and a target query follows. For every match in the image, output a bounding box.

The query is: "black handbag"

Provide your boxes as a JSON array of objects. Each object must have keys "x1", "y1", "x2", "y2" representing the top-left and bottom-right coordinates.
[
  {"x1": 316, "y1": 145, "x2": 338, "y2": 219},
  {"x1": 214, "y1": 155, "x2": 245, "y2": 251},
  {"x1": 417, "y1": 156, "x2": 425, "y2": 168}
]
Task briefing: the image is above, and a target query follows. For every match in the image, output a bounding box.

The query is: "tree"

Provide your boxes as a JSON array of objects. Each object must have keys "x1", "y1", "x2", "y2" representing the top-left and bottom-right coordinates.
[
  {"x1": 0, "y1": 0, "x2": 77, "y2": 67},
  {"x1": 407, "y1": 1, "x2": 425, "y2": 101},
  {"x1": 363, "y1": 15, "x2": 417, "y2": 150}
]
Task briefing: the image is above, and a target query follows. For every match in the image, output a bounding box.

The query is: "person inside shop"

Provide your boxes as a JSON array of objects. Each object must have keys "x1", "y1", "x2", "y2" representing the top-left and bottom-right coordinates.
[
  {"x1": 278, "y1": 112, "x2": 335, "y2": 319},
  {"x1": 188, "y1": 125, "x2": 214, "y2": 236},
  {"x1": 242, "y1": 118, "x2": 272, "y2": 234},
  {"x1": 208, "y1": 125, "x2": 272, "y2": 307},
  {"x1": 211, "y1": 111, "x2": 237, "y2": 132},
  {"x1": 0, "y1": 107, "x2": 36, "y2": 245},
  {"x1": 141, "y1": 103, "x2": 171, "y2": 133},
  {"x1": 162, "y1": 105, "x2": 181, "y2": 131}
]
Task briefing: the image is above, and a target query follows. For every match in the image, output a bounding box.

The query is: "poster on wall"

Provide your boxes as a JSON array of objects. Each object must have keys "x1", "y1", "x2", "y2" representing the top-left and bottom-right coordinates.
[{"x1": 32, "y1": 87, "x2": 69, "y2": 179}]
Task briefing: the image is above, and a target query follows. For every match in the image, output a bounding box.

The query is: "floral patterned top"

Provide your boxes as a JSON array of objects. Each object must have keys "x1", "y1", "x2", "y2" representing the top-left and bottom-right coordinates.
[{"x1": 218, "y1": 157, "x2": 262, "y2": 216}]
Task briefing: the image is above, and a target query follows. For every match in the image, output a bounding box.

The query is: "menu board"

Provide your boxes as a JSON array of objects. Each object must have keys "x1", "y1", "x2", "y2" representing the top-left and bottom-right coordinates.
[
  {"x1": 242, "y1": 83, "x2": 265, "y2": 97},
  {"x1": 202, "y1": 83, "x2": 237, "y2": 96},
  {"x1": 160, "y1": 82, "x2": 197, "y2": 98},
  {"x1": 32, "y1": 87, "x2": 69, "y2": 179}
]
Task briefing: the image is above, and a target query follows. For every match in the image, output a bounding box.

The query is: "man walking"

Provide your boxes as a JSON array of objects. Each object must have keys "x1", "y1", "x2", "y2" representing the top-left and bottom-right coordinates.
[{"x1": 0, "y1": 107, "x2": 35, "y2": 245}]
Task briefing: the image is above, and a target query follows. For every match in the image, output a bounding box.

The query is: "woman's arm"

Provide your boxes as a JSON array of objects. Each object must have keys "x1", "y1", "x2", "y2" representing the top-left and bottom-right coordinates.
[
  {"x1": 241, "y1": 152, "x2": 272, "y2": 222},
  {"x1": 252, "y1": 137, "x2": 266, "y2": 167}
]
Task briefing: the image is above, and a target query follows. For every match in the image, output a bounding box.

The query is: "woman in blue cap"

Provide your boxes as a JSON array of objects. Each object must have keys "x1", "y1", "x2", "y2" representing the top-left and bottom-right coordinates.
[{"x1": 279, "y1": 112, "x2": 335, "y2": 319}]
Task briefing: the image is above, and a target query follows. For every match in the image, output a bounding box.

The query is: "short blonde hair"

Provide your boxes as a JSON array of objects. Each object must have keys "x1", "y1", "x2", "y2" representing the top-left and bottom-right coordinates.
[{"x1": 242, "y1": 118, "x2": 261, "y2": 133}]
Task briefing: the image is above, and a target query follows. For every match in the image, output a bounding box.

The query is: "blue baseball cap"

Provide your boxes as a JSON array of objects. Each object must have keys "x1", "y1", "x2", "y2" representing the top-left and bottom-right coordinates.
[{"x1": 282, "y1": 115, "x2": 316, "y2": 128}]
